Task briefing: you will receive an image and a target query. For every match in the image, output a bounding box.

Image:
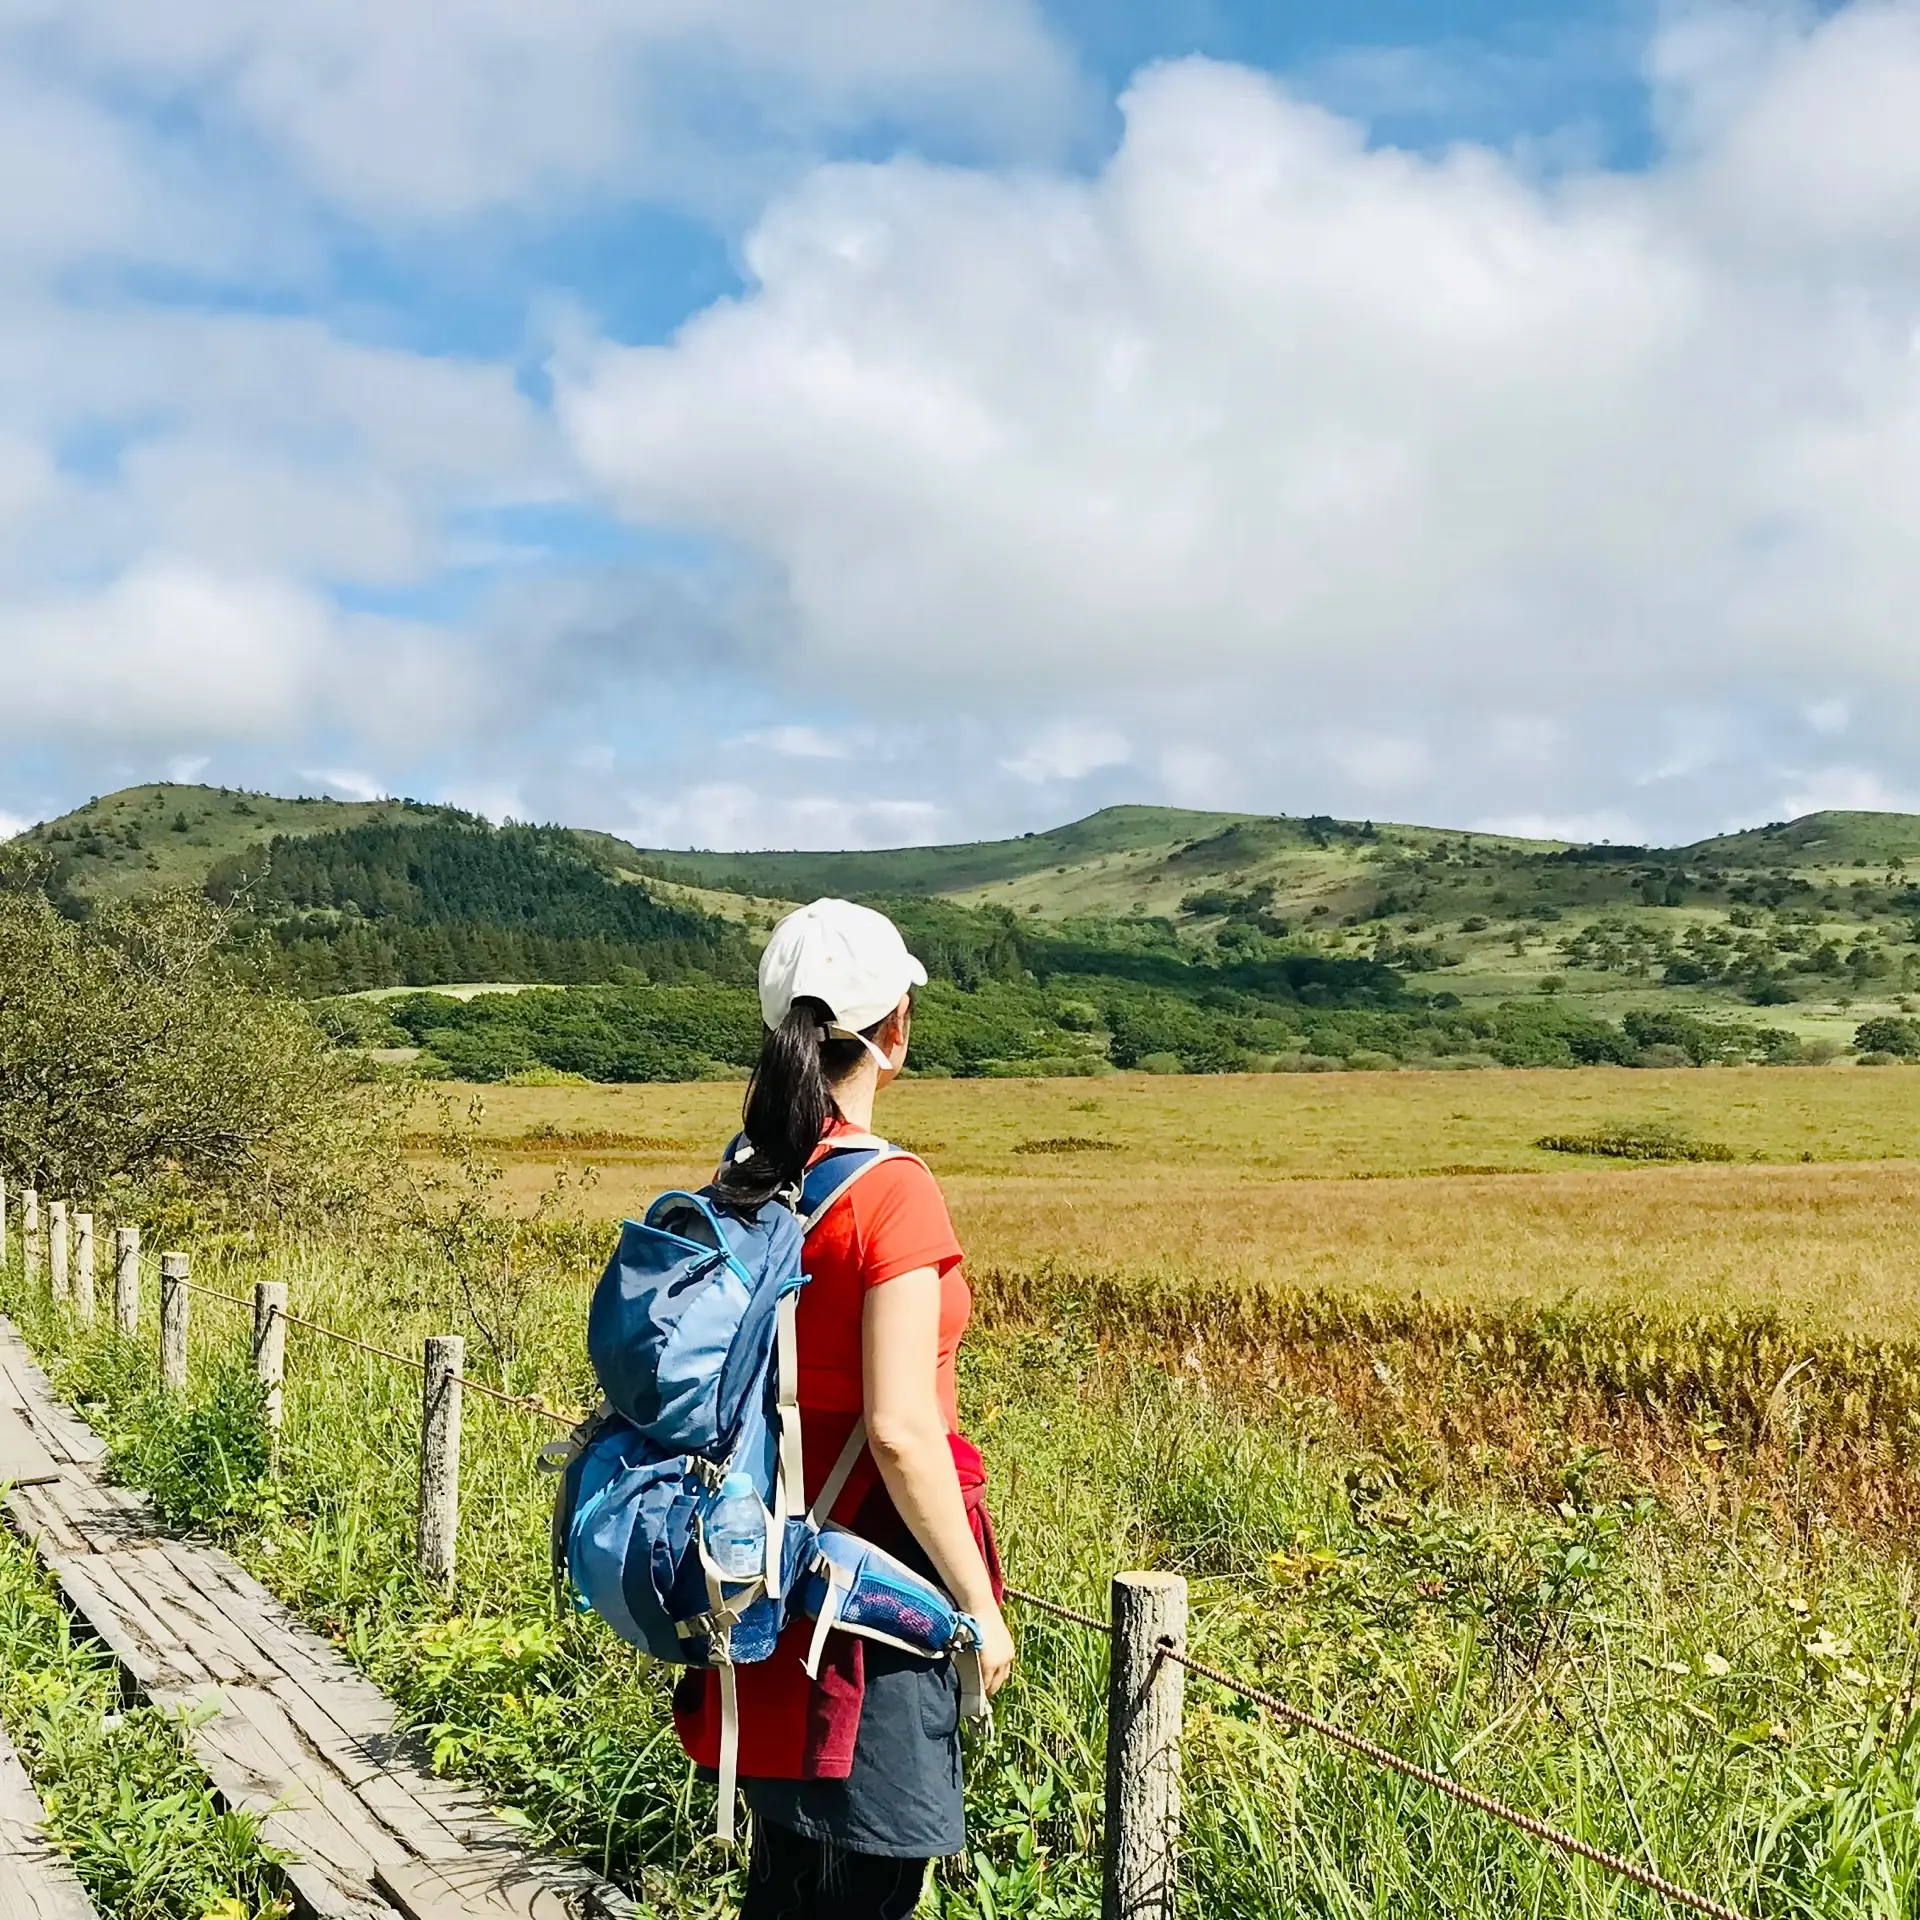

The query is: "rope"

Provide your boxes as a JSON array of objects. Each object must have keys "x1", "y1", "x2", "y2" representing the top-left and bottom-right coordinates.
[
  {"x1": 172, "y1": 1276, "x2": 576, "y2": 1421},
  {"x1": 277, "y1": 1306, "x2": 427, "y2": 1375},
  {"x1": 1004, "y1": 1584, "x2": 1108, "y2": 1632},
  {"x1": 176, "y1": 1278, "x2": 255, "y2": 1312},
  {"x1": 1001, "y1": 1587, "x2": 1754, "y2": 1920},
  {"x1": 447, "y1": 1370, "x2": 578, "y2": 1426}
]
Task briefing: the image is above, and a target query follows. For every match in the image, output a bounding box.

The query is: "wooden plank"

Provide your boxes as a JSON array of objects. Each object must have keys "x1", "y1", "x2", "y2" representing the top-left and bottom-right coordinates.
[
  {"x1": 0, "y1": 1407, "x2": 60, "y2": 1489},
  {"x1": 130, "y1": 1544, "x2": 270, "y2": 1685},
  {"x1": 376, "y1": 1859, "x2": 579, "y2": 1920},
  {"x1": 0, "y1": 1328, "x2": 109, "y2": 1466},
  {"x1": 5, "y1": 1484, "x2": 91, "y2": 1560},
  {"x1": 0, "y1": 1314, "x2": 631, "y2": 1920},
  {"x1": 30, "y1": 1551, "x2": 162, "y2": 1693},
  {"x1": 194, "y1": 1690, "x2": 402, "y2": 1881},
  {"x1": 0, "y1": 1721, "x2": 100, "y2": 1920},
  {"x1": 262, "y1": 1677, "x2": 470, "y2": 1861},
  {"x1": 34, "y1": 1470, "x2": 154, "y2": 1557},
  {"x1": 281, "y1": 1858, "x2": 397, "y2": 1920}
]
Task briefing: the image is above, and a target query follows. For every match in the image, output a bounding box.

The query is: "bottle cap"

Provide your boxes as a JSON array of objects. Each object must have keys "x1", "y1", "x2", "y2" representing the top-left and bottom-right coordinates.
[{"x1": 721, "y1": 1472, "x2": 755, "y2": 1496}]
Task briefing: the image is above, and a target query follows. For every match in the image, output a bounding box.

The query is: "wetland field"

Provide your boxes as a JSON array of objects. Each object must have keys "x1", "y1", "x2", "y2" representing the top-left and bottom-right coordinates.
[{"x1": 7, "y1": 1062, "x2": 1920, "y2": 1918}]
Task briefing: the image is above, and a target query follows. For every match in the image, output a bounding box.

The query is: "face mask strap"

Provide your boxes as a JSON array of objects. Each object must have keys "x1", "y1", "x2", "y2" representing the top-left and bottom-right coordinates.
[{"x1": 821, "y1": 1024, "x2": 896, "y2": 1073}]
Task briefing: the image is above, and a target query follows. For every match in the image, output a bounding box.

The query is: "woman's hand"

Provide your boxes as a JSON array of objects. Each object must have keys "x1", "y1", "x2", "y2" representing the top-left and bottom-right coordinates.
[{"x1": 974, "y1": 1603, "x2": 1016, "y2": 1697}]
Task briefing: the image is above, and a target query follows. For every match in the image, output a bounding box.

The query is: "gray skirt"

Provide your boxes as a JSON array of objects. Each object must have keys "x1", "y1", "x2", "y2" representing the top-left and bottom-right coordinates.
[{"x1": 742, "y1": 1643, "x2": 965, "y2": 1860}]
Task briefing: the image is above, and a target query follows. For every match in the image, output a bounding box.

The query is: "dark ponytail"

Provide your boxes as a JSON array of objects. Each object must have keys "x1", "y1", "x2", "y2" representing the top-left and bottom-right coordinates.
[{"x1": 712, "y1": 998, "x2": 871, "y2": 1212}]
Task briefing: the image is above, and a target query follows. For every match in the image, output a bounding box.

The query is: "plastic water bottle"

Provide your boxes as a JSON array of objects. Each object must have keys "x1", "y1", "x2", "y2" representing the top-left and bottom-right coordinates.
[{"x1": 706, "y1": 1473, "x2": 765, "y2": 1581}]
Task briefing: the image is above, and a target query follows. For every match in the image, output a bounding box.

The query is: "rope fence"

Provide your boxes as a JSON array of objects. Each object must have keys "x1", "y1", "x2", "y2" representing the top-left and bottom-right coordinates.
[
  {"x1": 1004, "y1": 1583, "x2": 1752, "y2": 1920},
  {"x1": 175, "y1": 1269, "x2": 576, "y2": 1416},
  {"x1": 2, "y1": 1172, "x2": 1756, "y2": 1920}
]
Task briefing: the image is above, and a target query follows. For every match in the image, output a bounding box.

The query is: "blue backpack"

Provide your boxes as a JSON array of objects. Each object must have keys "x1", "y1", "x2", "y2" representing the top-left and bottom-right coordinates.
[{"x1": 544, "y1": 1134, "x2": 986, "y2": 1841}]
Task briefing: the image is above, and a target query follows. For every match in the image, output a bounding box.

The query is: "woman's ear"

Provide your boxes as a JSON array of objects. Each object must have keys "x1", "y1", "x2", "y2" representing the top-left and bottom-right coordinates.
[{"x1": 884, "y1": 993, "x2": 913, "y2": 1063}]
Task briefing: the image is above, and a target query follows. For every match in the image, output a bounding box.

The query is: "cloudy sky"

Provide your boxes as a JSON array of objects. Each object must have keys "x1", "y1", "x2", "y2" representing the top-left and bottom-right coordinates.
[{"x1": 2, "y1": 0, "x2": 1917, "y2": 849}]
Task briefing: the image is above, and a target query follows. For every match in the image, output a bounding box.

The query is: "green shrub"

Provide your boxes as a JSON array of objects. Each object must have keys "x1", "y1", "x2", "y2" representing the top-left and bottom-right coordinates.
[{"x1": 1536, "y1": 1123, "x2": 1737, "y2": 1162}]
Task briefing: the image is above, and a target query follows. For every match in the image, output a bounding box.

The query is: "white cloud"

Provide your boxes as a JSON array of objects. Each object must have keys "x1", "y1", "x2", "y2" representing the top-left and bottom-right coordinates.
[
  {"x1": 560, "y1": 16, "x2": 1920, "y2": 824},
  {"x1": 0, "y1": 561, "x2": 455, "y2": 747},
  {"x1": 1474, "y1": 809, "x2": 1646, "y2": 845},
  {"x1": 737, "y1": 724, "x2": 856, "y2": 760},
  {"x1": 1777, "y1": 766, "x2": 1920, "y2": 818},
  {"x1": 619, "y1": 782, "x2": 944, "y2": 850},
  {"x1": 303, "y1": 768, "x2": 387, "y2": 802},
  {"x1": 1002, "y1": 720, "x2": 1130, "y2": 783},
  {"x1": 1324, "y1": 733, "x2": 1430, "y2": 793},
  {"x1": 7, "y1": 3, "x2": 1920, "y2": 847},
  {"x1": 1487, "y1": 717, "x2": 1564, "y2": 763},
  {"x1": 0, "y1": 810, "x2": 31, "y2": 839},
  {"x1": 6, "y1": 0, "x2": 1079, "y2": 226}
]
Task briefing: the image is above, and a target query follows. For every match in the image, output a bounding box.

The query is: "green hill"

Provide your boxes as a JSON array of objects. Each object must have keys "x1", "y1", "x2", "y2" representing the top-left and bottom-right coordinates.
[
  {"x1": 1684, "y1": 811, "x2": 1920, "y2": 869},
  {"x1": 609, "y1": 805, "x2": 1264, "y2": 900},
  {"x1": 11, "y1": 785, "x2": 1920, "y2": 1079},
  {"x1": 18, "y1": 783, "x2": 470, "y2": 904}
]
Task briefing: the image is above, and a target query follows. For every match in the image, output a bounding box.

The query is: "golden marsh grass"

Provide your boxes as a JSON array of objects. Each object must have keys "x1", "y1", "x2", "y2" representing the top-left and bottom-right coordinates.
[{"x1": 422, "y1": 1066, "x2": 1920, "y2": 1334}]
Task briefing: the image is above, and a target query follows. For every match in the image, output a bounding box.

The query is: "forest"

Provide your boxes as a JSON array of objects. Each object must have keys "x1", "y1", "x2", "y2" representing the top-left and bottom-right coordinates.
[{"x1": 204, "y1": 822, "x2": 755, "y2": 994}]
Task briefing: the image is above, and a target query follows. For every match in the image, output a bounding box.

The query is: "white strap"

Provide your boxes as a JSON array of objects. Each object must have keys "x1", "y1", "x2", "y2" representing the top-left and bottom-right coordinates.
[
  {"x1": 956, "y1": 1644, "x2": 988, "y2": 1722},
  {"x1": 716, "y1": 1662, "x2": 739, "y2": 1847},
  {"x1": 702, "y1": 1557, "x2": 742, "y2": 1847},
  {"x1": 803, "y1": 1560, "x2": 850, "y2": 1681},
  {"x1": 808, "y1": 1419, "x2": 869, "y2": 1528},
  {"x1": 769, "y1": 1292, "x2": 802, "y2": 1597}
]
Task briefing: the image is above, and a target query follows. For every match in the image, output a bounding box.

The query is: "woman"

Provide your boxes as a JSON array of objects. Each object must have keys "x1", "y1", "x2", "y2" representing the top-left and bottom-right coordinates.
[{"x1": 674, "y1": 897, "x2": 1017, "y2": 1920}]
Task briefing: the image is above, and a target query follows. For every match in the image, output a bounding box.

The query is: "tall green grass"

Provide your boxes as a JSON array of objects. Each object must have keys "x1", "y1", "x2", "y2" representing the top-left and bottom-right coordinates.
[{"x1": 6, "y1": 1238, "x2": 1920, "y2": 1919}]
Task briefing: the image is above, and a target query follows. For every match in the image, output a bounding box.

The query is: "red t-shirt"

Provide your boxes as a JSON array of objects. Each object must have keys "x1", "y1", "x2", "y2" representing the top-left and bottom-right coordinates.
[
  {"x1": 674, "y1": 1120, "x2": 972, "y2": 1779},
  {"x1": 791, "y1": 1118, "x2": 969, "y2": 1524}
]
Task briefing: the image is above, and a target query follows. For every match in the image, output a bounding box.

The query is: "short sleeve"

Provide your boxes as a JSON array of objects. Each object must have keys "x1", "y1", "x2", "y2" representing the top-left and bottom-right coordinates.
[{"x1": 851, "y1": 1157, "x2": 964, "y2": 1289}]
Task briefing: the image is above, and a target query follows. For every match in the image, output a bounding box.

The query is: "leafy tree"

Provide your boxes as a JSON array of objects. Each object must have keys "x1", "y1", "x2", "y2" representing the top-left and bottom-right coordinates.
[
  {"x1": 0, "y1": 858, "x2": 392, "y2": 1217},
  {"x1": 1853, "y1": 1016, "x2": 1920, "y2": 1058}
]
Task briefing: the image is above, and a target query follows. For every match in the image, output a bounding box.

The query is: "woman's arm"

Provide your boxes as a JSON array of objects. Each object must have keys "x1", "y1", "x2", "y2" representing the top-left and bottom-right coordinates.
[{"x1": 862, "y1": 1267, "x2": 1016, "y2": 1694}]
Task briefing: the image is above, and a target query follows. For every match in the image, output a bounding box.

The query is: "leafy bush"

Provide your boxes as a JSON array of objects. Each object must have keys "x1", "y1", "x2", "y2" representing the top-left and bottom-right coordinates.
[
  {"x1": 0, "y1": 859, "x2": 392, "y2": 1218},
  {"x1": 1853, "y1": 1016, "x2": 1920, "y2": 1058},
  {"x1": 1536, "y1": 1123, "x2": 1737, "y2": 1162}
]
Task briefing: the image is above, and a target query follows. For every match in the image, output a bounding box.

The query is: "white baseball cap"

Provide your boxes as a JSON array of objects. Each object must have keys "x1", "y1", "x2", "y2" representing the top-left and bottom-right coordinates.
[{"x1": 758, "y1": 898, "x2": 928, "y2": 1034}]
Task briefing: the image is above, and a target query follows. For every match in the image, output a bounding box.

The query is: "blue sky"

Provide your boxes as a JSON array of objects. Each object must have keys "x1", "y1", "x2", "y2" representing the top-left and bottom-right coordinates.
[{"x1": 1, "y1": 0, "x2": 1915, "y2": 849}]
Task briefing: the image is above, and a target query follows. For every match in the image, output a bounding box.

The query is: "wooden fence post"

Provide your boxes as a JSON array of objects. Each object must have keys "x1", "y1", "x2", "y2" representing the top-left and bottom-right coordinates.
[
  {"x1": 253, "y1": 1281, "x2": 287, "y2": 1441},
  {"x1": 418, "y1": 1335, "x2": 464, "y2": 1590},
  {"x1": 1102, "y1": 1572, "x2": 1188, "y2": 1920},
  {"x1": 49, "y1": 1201, "x2": 69, "y2": 1306},
  {"x1": 72, "y1": 1214, "x2": 95, "y2": 1324},
  {"x1": 159, "y1": 1253, "x2": 189, "y2": 1391},
  {"x1": 114, "y1": 1228, "x2": 141, "y2": 1336},
  {"x1": 22, "y1": 1190, "x2": 41, "y2": 1281}
]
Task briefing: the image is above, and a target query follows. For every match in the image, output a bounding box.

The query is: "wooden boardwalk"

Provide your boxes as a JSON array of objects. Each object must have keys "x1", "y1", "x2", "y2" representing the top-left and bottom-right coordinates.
[
  {"x1": 1, "y1": 1716, "x2": 100, "y2": 1920},
  {"x1": 0, "y1": 1317, "x2": 632, "y2": 1920}
]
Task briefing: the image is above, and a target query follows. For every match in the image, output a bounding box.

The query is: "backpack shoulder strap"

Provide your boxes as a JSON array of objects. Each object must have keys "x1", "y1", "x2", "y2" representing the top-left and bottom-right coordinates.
[{"x1": 798, "y1": 1138, "x2": 926, "y2": 1235}]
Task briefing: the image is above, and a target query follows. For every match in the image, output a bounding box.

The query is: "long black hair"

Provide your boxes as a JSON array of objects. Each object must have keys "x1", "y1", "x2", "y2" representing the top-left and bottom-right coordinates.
[{"x1": 711, "y1": 997, "x2": 884, "y2": 1212}]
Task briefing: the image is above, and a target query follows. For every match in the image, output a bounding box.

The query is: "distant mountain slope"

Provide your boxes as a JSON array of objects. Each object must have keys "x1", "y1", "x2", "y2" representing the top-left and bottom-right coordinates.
[
  {"x1": 1683, "y1": 811, "x2": 1920, "y2": 867},
  {"x1": 19, "y1": 783, "x2": 470, "y2": 904},
  {"x1": 12, "y1": 787, "x2": 1920, "y2": 1058},
  {"x1": 609, "y1": 805, "x2": 1267, "y2": 900}
]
